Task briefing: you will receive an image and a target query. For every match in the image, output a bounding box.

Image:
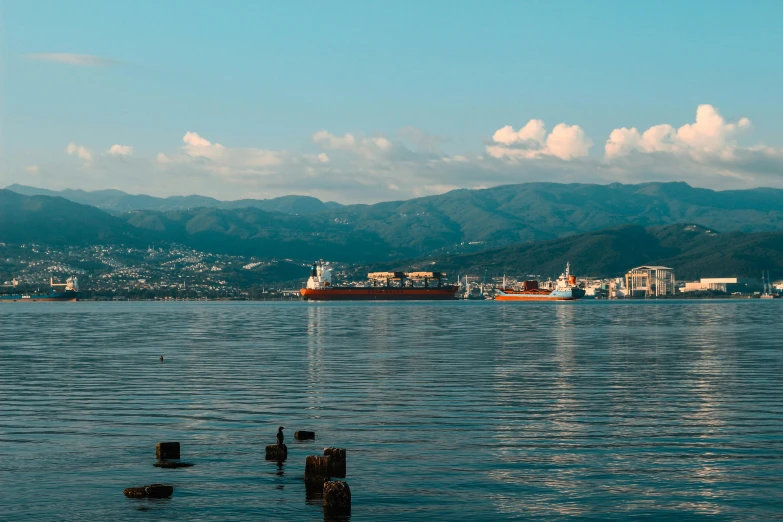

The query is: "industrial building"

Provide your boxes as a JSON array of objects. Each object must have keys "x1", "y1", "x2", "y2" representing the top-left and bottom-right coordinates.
[
  {"x1": 680, "y1": 277, "x2": 761, "y2": 294},
  {"x1": 625, "y1": 266, "x2": 675, "y2": 297}
]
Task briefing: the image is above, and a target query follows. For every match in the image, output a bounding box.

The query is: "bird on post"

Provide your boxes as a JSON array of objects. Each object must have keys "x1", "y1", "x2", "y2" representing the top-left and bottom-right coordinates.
[{"x1": 277, "y1": 426, "x2": 285, "y2": 446}]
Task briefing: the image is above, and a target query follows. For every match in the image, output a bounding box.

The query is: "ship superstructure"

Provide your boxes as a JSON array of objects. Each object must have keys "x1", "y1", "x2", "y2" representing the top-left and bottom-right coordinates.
[{"x1": 300, "y1": 261, "x2": 459, "y2": 300}]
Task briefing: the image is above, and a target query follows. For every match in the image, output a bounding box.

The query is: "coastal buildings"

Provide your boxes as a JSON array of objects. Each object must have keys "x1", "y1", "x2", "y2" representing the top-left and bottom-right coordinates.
[
  {"x1": 625, "y1": 266, "x2": 676, "y2": 297},
  {"x1": 680, "y1": 277, "x2": 761, "y2": 294}
]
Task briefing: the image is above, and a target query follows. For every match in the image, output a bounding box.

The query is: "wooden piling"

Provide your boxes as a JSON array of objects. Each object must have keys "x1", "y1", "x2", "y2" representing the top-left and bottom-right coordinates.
[
  {"x1": 304, "y1": 455, "x2": 330, "y2": 483},
  {"x1": 123, "y1": 484, "x2": 174, "y2": 499},
  {"x1": 156, "y1": 442, "x2": 180, "y2": 460},
  {"x1": 295, "y1": 430, "x2": 316, "y2": 440},
  {"x1": 323, "y1": 447, "x2": 346, "y2": 478},
  {"x1": 265, "y1": 444, "x2": 287, "y2": 461},
  {"x1": 323, "y1": 481, "x2": 351, "y2": 515},
  {"x1": 153, "y1": 460, "x2": 193, "y2": 468}
]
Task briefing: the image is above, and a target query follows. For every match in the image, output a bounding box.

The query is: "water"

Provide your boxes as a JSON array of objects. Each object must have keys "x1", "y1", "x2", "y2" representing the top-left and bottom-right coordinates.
[{"x1": 1, "y1": 301, "x2": 781, "y2": 521}]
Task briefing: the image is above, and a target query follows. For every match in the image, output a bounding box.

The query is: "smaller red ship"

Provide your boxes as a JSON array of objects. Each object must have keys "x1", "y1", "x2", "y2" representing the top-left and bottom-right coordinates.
[{"x1": 300, "y1": 261, "x2": 459, "y2": 301}]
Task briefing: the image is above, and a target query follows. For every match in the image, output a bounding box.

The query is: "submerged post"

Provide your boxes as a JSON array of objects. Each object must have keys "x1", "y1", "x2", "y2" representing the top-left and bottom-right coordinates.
[
  {"x1": 156, "y1": 442, "x2": 180, "y2": 460},
  {"x1": 265, "y1": 444, "x2": 288, "y2": 461},
  {"x1": 323, "y1": 447, "x2": 346, "y2": 478},
  {"x1": 123, "y1": 484, "x2": 174, "y2": 499},
  {"x1": 323, "y1": 481, "x2": 351, "y2": 515},
  {"x1": 304, "y1": 455, "x2": 330, "y2": 483}
]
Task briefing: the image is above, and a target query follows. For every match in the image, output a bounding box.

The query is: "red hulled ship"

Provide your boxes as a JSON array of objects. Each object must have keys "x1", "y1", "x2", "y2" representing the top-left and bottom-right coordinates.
[{"x1": 300, "y1": 262, "x2": 459, "y2": 301}]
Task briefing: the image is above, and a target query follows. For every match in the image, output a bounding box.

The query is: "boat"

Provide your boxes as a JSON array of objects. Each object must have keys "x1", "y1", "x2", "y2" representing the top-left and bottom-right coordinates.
[
  {"x1": 495, "y1": 263, "x2": 585, "y2": 301},
  {"x1": 300, "y1": 262, "x2": 459, "y2": 301},
  {"x1": 0, "y1": 276, "x2": 79, "y2": 303}
]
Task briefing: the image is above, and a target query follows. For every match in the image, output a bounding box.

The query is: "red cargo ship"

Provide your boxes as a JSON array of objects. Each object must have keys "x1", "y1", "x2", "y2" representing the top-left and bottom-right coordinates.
[
  {"x1": 495, "y1": 263, "x2": 585, "y2": 301},
  {"x1": 300, "y1": 262, "x2": 459, "y2": 301}
]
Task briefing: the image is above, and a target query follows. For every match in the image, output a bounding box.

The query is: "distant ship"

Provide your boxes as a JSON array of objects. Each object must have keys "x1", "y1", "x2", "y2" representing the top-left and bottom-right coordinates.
[
  {"x1": 495, "y1": 263, "x2": 585, "y2": 302},
  {"x1": 0, "y1": 277, "x2": 79, "y2": 303},
  {"x1": 300, "y1": 262, "x2": 459, "y2": 301}
]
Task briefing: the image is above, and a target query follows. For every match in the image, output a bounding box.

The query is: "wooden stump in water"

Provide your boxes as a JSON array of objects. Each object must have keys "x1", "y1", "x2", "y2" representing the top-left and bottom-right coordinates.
[
  {"x1": 154, "y1": 460, "x2": 194, "y2": 468},
  {"x1": 304, "y1": 455, "x2": 330, "y2": 483},
  {"x1": 323, "y1": 480, "x2": 351, "y2": 515},
  {"x1": 156, "y1": 442, "x2": 180, "y2": 460},
  {"x1": 265, "y1": 444, "x2": 288, "y2": 461},
  {"x1": 123, "y1": 484, "x2": 174, "y2": 499},
  {"x1": 123, "y1": 487, "x2": 147, "y2": 499},
  {"x1": 295, "y1": 430, "x2": 316, "y2": 440},
  {"x1": 323, "y1": 447, "x2": 346, "y2": 478}
]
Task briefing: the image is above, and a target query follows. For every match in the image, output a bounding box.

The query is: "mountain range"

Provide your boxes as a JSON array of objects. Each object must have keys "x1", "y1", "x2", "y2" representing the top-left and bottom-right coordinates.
[
  {"x1": 5, "y1": 184, "x2": 341, "y2": 215},
  {"x1": 3, "y1": 182, "x2": 783, "y2": 271}
]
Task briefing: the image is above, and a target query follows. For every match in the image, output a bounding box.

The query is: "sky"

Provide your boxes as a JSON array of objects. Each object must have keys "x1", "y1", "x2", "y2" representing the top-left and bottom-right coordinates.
[{"x1": 2, "y1": 0, "x2": 783, "y2": 203}]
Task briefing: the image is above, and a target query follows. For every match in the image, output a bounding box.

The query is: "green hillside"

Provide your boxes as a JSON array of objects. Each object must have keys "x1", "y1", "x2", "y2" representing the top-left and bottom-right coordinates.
[
  {"x1": 5, "y1": 182, "x2": 783, "y2": 270},
  {"x1": 378, "y1": 224, "x2": 783, "y2": 281},
  {"x1": 0, "y1": 189, "x2": 155, "y2": 246}
]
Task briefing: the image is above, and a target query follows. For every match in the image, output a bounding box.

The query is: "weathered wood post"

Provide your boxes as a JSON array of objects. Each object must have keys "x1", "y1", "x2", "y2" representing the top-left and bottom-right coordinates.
[
  {"x1": 295, "y1": 430, "x2": 316, "y2": 440},
  {"x1": 123, "y1": 484, "x2": 174, "y2": 499},
  {"x1": 304, "y1": 455, "x2": 330, "y2": 483},
  {"x1": 323, "y1": 447, "x2": 346, "y2": 478},
  {"x1": 323, "y1": 480, "x2": 351, "y2": 515},
  {"x1": 265, "y1": 444, "x2": 288, "y2": 461},
  {"x1": 156, "y1": 442, "x2": 180, "y2": 460}
]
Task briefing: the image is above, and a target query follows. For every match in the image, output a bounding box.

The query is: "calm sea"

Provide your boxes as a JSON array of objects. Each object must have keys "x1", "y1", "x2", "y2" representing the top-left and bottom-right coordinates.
[{"x1": 1, "y1": 301, "x2": 781, "y2": 521}]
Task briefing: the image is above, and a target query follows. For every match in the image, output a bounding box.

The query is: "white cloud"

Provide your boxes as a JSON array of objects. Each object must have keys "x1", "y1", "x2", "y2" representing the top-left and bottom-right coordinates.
[
  {"x1": 107, "y1": 144, "x2": 134, "y2": 156},
  {"x1": 312, "y1": 130, "x2": 394, "y2": 159},
  {"x1": 487, "y1": 120, "x2": 592, "y2": 160},
  {"x1": 25, "y1": 53, "x2": 120, "y2": 67},
  {"x1": 318, "y1": 153, "x2": 329, "y2": 163},
  {"x1": 24, "y1": 165, "x2": 39, "y2": 174},
  {"x1": 605, "y1": 104, "x2": 752, "y2": 159},
  {"x1": 66, "y1": 142, "x2": 92, "y2": 161},
  {"x1": 156, "y1": 132, "x2": 283, "y2": 175}
]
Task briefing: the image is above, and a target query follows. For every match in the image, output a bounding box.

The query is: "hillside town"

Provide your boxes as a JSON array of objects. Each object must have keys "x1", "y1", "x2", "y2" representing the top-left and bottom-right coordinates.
[{"x1": 1, "y1": 242, "x2": 781, "y2": 300}]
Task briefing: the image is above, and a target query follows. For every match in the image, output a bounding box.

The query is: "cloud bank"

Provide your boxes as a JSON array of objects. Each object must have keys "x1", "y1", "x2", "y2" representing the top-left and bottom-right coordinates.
[{"x1": 14, "y1": 104, "x2": 783, "y2": 203}]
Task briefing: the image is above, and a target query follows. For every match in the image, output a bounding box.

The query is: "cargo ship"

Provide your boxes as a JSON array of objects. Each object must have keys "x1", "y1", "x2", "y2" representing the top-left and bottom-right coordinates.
[
  {"x1": 495, "y1": 263, "x2": 585, "y2": 301},
  {"x1": 0, "y1": 277, "x2": 79, "y2": 303},
  {"x1": 300, "y1": 262, "x2": 459, "y2": 300}
]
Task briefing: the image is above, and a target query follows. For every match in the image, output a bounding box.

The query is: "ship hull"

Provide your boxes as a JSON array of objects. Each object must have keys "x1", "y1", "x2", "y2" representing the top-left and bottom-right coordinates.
[
  {"x1": 301, "y1": 286, "x2": 459, "y2": 301},
  {"x1": 0, "y1": 292, "x2": 78, "y2": 303},
  {"x1": 495, "y1": 288, "x2": 585, "y2": 301}
]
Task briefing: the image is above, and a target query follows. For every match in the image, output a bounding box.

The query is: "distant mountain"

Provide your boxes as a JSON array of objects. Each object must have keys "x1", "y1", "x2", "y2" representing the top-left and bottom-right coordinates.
[
  {"x1": 326, "y1": 182, "x2": 783, "y2": 253},
  {"x1": 4, "y1": 184, "x2": 340, "y2": 215},
  {"x1": 0, "y1": 189, "x2": 155, "y2": 246},
  {"x1": 5, "y1": 182, "x2": 783, "y2": 266},
  {"x1": 124, "y1": 206, "x2": 396, "y2": 262},
  {"x1": 0, "y1": 190, "x2": 391, "y2": 262},
  {"x1": 380, "y1": 224, "x2": 783, "y2": 280}
]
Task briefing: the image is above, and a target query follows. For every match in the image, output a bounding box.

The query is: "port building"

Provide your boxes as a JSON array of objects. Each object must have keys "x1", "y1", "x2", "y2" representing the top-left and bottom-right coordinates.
[
  {"x1": 625, "y1": 266, "x2": 675, "y2": 297},
  {"x1": 680, "y1": 277, "x2": 760, "y2": 294}
]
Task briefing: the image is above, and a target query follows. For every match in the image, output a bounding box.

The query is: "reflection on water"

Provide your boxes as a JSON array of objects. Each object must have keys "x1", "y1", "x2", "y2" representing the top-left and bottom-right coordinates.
[{"x1": 1, "y1": 301, "x2": 782, "y2": 521}]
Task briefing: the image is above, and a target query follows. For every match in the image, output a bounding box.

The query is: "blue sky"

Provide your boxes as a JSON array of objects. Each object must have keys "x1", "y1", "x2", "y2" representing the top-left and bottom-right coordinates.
[{"x1": 2, "y1": 1, "x2": 783, "y2": 202}]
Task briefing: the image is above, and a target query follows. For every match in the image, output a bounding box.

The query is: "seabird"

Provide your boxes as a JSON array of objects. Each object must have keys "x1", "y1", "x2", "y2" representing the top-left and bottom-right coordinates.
[{"x1": 277, "y1": 426, "x2": 285, "y2": 446}]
